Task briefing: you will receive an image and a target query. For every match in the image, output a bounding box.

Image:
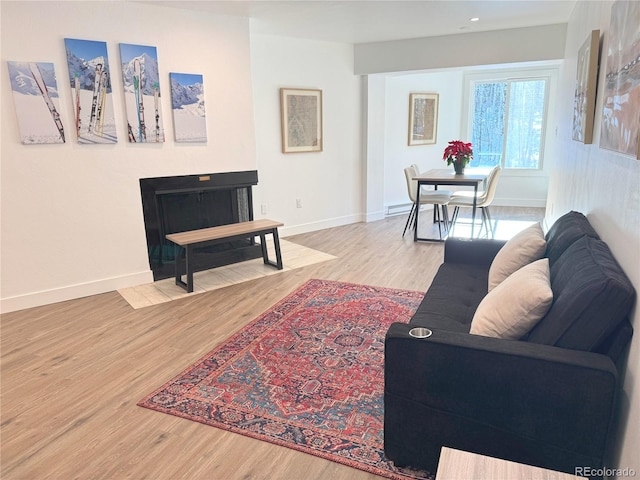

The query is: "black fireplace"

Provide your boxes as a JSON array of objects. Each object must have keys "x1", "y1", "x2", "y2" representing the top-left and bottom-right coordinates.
[{"x1": 140, "y1": 171, "x2": 261, "y2": 281}]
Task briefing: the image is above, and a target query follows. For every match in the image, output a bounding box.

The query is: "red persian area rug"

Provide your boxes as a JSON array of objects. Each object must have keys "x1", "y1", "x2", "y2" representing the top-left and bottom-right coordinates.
[{"x1": 138, "y1": 279, "x2": 432, "y2": 480}]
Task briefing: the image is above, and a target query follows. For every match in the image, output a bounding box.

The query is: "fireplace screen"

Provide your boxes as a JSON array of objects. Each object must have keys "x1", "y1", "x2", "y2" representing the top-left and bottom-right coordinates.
[{"x1": 140, "y1": 171, "x2": 259, "y2": 280}]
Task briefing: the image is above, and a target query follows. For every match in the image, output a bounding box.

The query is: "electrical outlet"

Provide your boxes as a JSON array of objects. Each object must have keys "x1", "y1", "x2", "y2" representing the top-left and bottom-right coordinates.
[{"x1": 296, "y1": 198, "x2": 303, "y2": 208}]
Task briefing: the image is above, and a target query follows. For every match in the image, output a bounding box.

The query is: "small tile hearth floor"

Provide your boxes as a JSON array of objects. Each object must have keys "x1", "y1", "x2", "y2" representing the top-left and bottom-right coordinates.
[{"x1": 118, "y1": 239, "x2": 336, "y2": 309}]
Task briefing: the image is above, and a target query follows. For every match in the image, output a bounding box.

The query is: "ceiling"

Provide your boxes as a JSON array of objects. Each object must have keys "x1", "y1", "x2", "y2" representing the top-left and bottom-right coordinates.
[{"x1": 144, "y1": 0, "x2": 577, "y2": 44}]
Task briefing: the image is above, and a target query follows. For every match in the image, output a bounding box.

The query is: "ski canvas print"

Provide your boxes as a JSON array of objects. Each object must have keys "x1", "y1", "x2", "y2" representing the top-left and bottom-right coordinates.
[
  {"x1": 169, "y1": 72, "x2": 207, "y2": 143},
  {"x1": 64, "y1": 38, "x2": 117, "y2": 144},
  {"x1": 119, "y1": 43, "x2": 165, "y2": 143},
  {"x1": 7, "y1": 61, "x2": 65, "y2": 144}
]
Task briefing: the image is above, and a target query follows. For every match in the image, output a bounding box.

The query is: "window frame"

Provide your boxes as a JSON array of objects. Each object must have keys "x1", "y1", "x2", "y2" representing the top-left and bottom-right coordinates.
[{"x1": 461, "y1": 66, "x2": 559, "y2": 175}]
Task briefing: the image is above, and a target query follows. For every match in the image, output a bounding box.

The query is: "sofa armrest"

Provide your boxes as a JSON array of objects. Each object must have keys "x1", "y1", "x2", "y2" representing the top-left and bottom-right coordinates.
[
  {"x1": 384, "y1": 322, "x2": 618, "y2": 474},
  {"x1": 443, "y1": 238, "x2": 507, "y2": 266}
]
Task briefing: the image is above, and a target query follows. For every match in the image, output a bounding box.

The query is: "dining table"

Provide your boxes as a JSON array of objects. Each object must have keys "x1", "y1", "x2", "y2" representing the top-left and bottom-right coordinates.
[{"x1": 412, "y1": 168, "x2": 491, "y2": 242}]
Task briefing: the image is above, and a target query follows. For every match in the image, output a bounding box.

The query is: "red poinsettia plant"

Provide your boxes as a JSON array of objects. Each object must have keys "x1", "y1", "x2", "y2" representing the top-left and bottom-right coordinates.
[{"x1": 443, "y1": 140, "x2": 473, "y2": 167}]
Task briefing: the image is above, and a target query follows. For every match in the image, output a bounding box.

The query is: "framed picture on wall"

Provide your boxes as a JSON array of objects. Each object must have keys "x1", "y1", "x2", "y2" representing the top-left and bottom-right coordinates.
[
  {"x1": 572, "y1": 30, "x2": 600, "y2": 144},
  {"x1": 169, "y1": 72, "x2": 207, "y2": 143},
  {"x1": 599, "y1": 0, "x2": 640, "y2": 158},
  {"x1": 7, "y1": 61, "x2": 66, "y2": 144},
  {"x1": 64, "y1": 38, "x2": 118, "y2": 144},
  {"x1": 408, "y1": 92, "x2": 438, "y2": 146},
  {"x1": 280, "y1": 88, "x2": 323, "y2": 153},
  {"x1": 119, "y1": 43, "x2": 165, "y2": 143}
]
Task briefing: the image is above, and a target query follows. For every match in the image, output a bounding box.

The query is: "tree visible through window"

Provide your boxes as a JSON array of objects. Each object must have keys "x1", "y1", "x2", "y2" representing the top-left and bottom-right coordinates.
[{"x1": 470, "y1": 78, "x2": 548, "y2": 170}]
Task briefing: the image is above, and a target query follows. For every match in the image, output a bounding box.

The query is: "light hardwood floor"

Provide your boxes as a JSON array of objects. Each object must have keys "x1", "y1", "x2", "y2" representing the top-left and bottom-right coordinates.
[{"x1": 1, "y1": 207, "x2": 544, "y2": 480}]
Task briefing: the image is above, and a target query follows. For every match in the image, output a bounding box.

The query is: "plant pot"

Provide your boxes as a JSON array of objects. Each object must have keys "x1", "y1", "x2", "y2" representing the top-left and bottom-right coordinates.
[{"x1": 453, "y1": 162, "x2": 465, "y2": 175}]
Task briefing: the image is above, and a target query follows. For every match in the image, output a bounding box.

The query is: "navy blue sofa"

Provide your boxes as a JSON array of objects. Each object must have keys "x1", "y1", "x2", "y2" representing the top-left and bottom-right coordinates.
[{"x1": 384, "y1": 211, "x2": 636, "y2": 478}]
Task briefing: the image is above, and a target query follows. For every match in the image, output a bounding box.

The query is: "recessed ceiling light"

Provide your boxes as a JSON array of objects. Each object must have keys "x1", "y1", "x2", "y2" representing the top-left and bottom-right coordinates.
[{"x1": 470, "y1": 17, "x2": 480, "y2": 22}]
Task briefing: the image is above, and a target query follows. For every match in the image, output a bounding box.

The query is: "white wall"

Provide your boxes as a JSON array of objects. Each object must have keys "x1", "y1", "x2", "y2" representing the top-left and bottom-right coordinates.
[
  {"x1": 383, "y1": 71, "x2": 464, "y2": 210},
  {"x1": 0, "y1": 1, "x2": 256, "y2": 312},
  {"x1": 547, "y1": 0, "x2": 640, "y2": 474},
  {"x1": 249, "y1": 34, "x2": 362, "y2": 236},
  {"x1": 356, "y1": 24, "x2": 567, "y2": 217},
  {"x1": 364, "y1": 75, "x2": 387, "y2": 222},
  {"x1": 373, "y1": 66, "x2": 554, "y2": 213}
]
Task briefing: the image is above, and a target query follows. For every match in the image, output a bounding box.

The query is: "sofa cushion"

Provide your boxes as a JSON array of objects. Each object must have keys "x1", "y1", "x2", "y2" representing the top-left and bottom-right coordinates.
[
  {"x1": 471, "y1": 259, "x2": 553, "y2": 339},
  {"x1": 410, "y1": 263, "x2": 487, "y2": 332},
  {"x1": 526, "y1": 236, "x2": 636, "y2": 351},
  {"x1": 488, "y1": 222, "x2": 546, "y2": 291},
  {"x1": 544, "y1": 211, "x2": 599, "y2": 266}
]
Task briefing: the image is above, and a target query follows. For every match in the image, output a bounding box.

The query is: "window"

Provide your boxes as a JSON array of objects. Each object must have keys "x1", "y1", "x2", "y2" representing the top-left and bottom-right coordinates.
[{"x1": 465, "y1": 72, "x2": 552, "y2": 170}]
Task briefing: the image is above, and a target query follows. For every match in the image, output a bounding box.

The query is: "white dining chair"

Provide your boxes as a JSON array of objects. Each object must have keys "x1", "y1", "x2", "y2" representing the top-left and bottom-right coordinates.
[
  {"x1": 448, "y1": 166, "x2": 501, "y2": 238},
  {"x1": 402, "y1": 166, "x2": 452, "y2": 239}
]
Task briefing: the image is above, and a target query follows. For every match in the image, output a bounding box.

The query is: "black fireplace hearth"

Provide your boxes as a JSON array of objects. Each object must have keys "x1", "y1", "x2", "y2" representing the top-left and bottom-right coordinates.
[{"x1": 140, "y1": 171, "x2": 261, "y2": 281}]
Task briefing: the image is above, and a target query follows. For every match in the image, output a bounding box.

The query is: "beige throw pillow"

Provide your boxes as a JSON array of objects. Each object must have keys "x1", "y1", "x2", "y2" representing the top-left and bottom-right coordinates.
[
  {"x1": 470, "y1": 259, "x2": 553, "y2": 339},
  {"x1": 488, "y1": 222, "x2": 546, "y2": 291}
]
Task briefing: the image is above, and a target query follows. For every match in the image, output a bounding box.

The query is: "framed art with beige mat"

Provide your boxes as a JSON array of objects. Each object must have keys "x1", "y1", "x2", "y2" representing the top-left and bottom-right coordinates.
[
  {"x1": 408, "y1": 93, "x2": 438, "y2": 146},
  {"x1": 280, "y1": 88, "x2": 323, "y2": 153}
]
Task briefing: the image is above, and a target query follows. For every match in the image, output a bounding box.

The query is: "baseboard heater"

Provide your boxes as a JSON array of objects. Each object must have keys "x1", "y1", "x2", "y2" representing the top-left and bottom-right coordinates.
[{"x1": 386, "y1": 202, "x2": 434, "y2": 217}]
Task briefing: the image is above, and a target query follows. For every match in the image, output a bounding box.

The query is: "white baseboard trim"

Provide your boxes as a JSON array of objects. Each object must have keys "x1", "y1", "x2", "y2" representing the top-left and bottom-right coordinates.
[
  {"x1": 0, "y1": 270, "x2": 154, "y2": 314},
  {"x1": 492, "y1": 198, "x2": 547, "y2": 208},
  {"x1": 280, "y1": 213, "x2": 365, "y2": 237},
  {"x1": 364, "y1": 210, "x2": 386, "y2": 223},
  {"x1": 1, "y1": 214, "x2": 365, "y2": 313}
]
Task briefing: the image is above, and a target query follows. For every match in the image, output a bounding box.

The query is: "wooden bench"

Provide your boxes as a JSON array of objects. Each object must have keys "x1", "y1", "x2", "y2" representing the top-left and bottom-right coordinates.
[{"x1": 165, "y1": 219, "x2": 284, "y2": 293}]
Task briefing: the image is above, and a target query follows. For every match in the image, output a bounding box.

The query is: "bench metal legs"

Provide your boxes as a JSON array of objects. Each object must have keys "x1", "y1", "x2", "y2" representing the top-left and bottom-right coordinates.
[
  {"x1": 174, "y1": 244, "x2": 194, "y2": 293},
  {"x1": 259, "y1": 228, "x2": 283, "y2": 270},
  {"x1": 174, "y1": 228, "x2": 283, "y2": 294}
]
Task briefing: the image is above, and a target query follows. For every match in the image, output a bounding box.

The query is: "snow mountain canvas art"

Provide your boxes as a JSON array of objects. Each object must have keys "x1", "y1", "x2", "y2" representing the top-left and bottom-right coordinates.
[
  {"x1": 64, "y1": 38, "x2": 118, "y2": 144},
  {"x1": 119, "y1": 43, "x2": 165, "y2": 143},
  {"x1": 7, "y1": 61, "x2": 65, "y2": 144},
  {"x1": 169, "y1": 72, "x2": 207, "y2": 143}
]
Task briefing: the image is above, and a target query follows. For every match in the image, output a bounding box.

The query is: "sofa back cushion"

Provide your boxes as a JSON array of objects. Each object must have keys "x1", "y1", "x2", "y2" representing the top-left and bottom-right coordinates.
[
  {"x1": 545, "y1": 211, "x2": 599, "y2": 266},
  {"x1": 526, "y1": 236, "x2": 636, "y2": 352},
  {"x1": 488, "y1": 222, "x2": 546, "y2": 291},
  {"x1": 471, "y1": 259, "x2": 553, "y2": 339}
]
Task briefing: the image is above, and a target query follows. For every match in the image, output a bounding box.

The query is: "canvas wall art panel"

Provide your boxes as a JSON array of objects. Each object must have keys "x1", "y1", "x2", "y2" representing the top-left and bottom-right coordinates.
[
  {"x1": 599, "y1": 0, "x2": 640, "y2": 158},
  {"x1": 7, "y1": 61, "x2": 65, "y2": 144},
  {"x1": 280, "y1": 88, "x2": 323, "y2": 153},
  {"x1": 64, "y1": 38, "x2": 117, "y2": 144},
  {"x1": 169, "y1": 72, "x2": 207, "y2": 143},
  {"x1": 572, "y1": 30, "x2": 600, "y2": 144},
  {"x1": 119, "y1": 43, "x2": 165, "y2": 143},
  {"x1": 408, "y1": 93, "x2": 439, "y2": 146}
]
